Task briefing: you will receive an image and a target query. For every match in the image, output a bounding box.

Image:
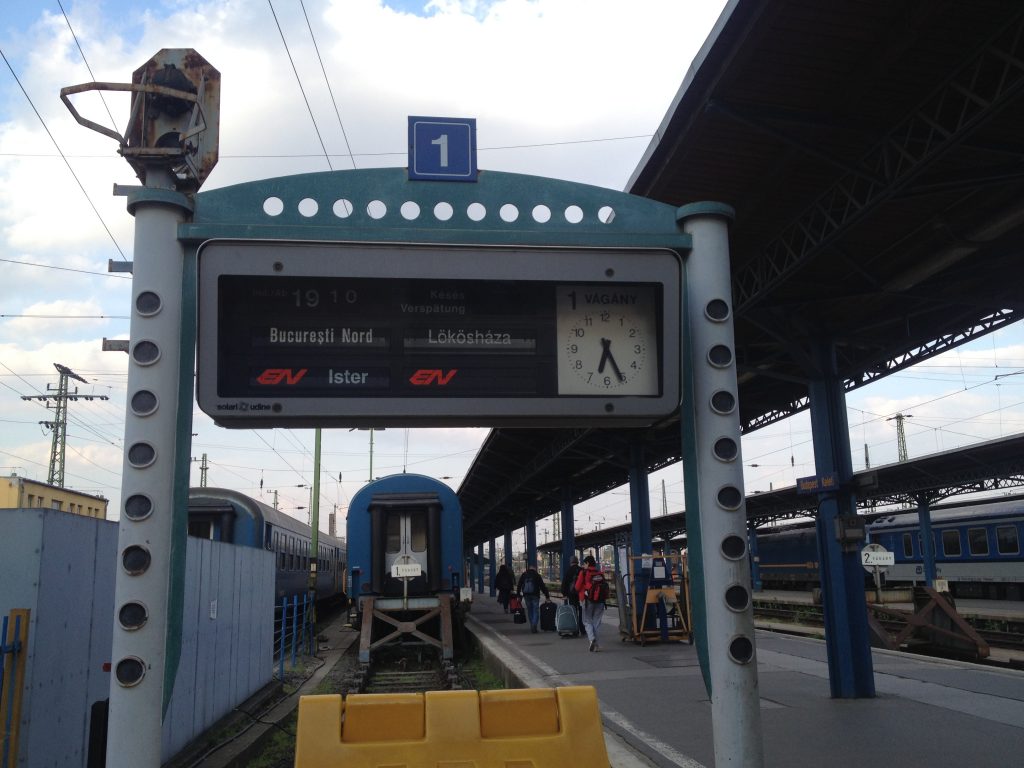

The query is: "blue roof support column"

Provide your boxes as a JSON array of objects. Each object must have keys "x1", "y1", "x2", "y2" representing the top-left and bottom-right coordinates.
[
  {"x1": 488, "y1": 539, "x2": 496, "y2": 597},
  {"x1": 629, "y1": 441, "x2": 653, "y2": 610},
  {"x1": 525, "y1": 519, "x2": 538, "y2": 568},
  {"x1": 560, "y1": 486, "x2": 576, "y2": 581},
  {"x1": 503, "y1": 525, "x2": 513, "y2": 573},
  {"x1": 476, "y1": 542, "x2": 485, "y2": 593},
  {"x1": 916, "y1": 495, "x2": 937, "y2": 586},
  {"x1": 809, "y1": 341, "x2": 875, "y2": 698}
]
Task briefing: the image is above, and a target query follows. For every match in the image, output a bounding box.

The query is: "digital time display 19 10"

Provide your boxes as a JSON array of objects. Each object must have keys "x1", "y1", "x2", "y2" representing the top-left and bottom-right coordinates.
[{"x1": 196, "y1": 241, "x2": 683, "y2": 427}]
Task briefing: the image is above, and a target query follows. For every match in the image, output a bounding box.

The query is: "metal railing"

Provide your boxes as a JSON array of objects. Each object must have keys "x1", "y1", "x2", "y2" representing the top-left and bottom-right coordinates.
[{"x1": 275, "y1": 594, "x2": 314, "y2": 680}]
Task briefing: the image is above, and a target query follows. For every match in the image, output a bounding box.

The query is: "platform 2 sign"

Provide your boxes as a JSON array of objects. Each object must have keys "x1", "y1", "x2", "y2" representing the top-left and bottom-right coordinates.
[{"x1": 196, "y1": 241, "x2": 682, "y2": 427}]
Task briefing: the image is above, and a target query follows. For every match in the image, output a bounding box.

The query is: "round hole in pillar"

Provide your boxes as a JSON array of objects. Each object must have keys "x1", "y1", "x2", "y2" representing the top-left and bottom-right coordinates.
[
  {"x1": 333, "y1": 199, "x2": 354, "y2": 218},
  {"x1": 118, "y1": 601, "x2": 148, "y2": 630},
  {"x1": 564, "y1": 204, "x2": 584, "y2": 223},
  {"x1": 705, "y1": 298, "x2": 730, "y2": 322},
  {"x1": 717, "y1": 485, "x2": 742, "y2": 511},
  {"x1": 710, "y1": 390, "x2": 736, "y2": 414},
  {"x1": 721, "y1": 534, "x2": 746, "y2": 560},
  {"x1": 713, "y1": 436, "x2": 738, "y2": 462},
  {"x1": 728, "y1": 635, "x2": 754, "y2": 664},
  {"x1": 499, "y1": 203, "x2": 519, "y2": 222},
  {"x1": 725, "y1": 583, "x2": 750, "y2": 612},
  {"x1": 115, "y1": 657, "x2": 146, "y2": 687},
  {"x1": 263, "y1": 197, "x2": 284, "y2": 216},
  {"x1": 366, "y1": 199, "x2": 387, "y2": 219},
  {"x1": 127, "y1": 442, "x2": 156, "y2": 468},
  {"x1": 135, "y1": 291, "x2": 162, "y2": 316},
  {"x1": 707, "y1": 344, "x2": 733, "y2": 368},
  {"x1": 532, "y1": 204, "x2": 551, "y2": 223},
  {"x1": 131, "y1": 340, "x2": 160, "y2": 366},
  {"x1": 467, "y1": 202, "x2": 486, "y2": 221},
  {"x1": 122, "y1": 545, "x2": 152, "y2": 575},
  {"x1": 130, "y1": 390, "x2": 158, "y2": 417},
  {"x1": 124, "y1": 494, "x2": 153, "y2": 521}
]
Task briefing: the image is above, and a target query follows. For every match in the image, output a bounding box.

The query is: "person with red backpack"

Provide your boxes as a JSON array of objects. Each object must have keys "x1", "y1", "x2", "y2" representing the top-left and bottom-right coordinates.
[{"x1": 574, "y1": 555, "x2": 608, "y2": 651}]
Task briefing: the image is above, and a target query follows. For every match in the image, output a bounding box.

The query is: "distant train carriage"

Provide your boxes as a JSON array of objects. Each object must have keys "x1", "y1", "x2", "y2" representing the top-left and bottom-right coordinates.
[
  {"x1": 346, "y1": 474, "x2": 464, "y2": 663},
  {"x1": 868, "y1": 499, "x2": 1024, "y2": 600},
  {"x1": 754, "y1": 498, "x2": 1024, "y2": 600},
  {"x1": 187, "y1": 487, "x2": 347, "y2": 603}
]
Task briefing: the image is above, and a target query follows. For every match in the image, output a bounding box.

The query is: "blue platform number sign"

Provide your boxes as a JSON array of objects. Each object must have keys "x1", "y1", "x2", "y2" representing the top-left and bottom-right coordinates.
[{"x1": 408, "y1": 116, "x2": 478, "y2": 182}]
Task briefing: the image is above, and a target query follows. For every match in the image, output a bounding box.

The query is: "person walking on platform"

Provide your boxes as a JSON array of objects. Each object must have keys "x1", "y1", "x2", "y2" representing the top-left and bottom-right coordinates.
[
  {"x1": 517, "y1": 563, "x2": 551, "y2": 633},
  {"x1": 560, "y1": 555, "x2": 584, "y2": 637},
  {"x1": 575, "y1": 555, "x2": 608, "y2": 651},
  {"x1": 495, "y1": 563, "x2": 515, "y2": 613}
]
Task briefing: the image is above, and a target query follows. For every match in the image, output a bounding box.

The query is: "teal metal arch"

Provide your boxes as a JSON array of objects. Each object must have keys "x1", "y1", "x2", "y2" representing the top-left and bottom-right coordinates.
[{"x1": 179, "y1": 167, "x2": 691, "y2": 250}]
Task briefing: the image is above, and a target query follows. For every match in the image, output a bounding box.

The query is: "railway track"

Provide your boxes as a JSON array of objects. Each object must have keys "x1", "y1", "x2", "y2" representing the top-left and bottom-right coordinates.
[
  {"x1": 753, "y1": 601, "x2": 1024, "y2": 653},
  {"x1": 342, "y1": 646, "x2": 464, "y2": 694}
]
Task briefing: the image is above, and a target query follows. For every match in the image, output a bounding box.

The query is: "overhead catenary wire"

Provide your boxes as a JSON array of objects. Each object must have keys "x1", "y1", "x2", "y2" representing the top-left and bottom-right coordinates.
[{"x1": 0, "y1": 48, "x2": 129, "y2": 261}]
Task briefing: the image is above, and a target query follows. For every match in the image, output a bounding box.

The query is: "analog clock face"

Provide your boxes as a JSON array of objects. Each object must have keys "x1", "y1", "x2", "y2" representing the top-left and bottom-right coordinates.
[{"x1": 556, "y1": 284, "x2": 659, "y2": 395}]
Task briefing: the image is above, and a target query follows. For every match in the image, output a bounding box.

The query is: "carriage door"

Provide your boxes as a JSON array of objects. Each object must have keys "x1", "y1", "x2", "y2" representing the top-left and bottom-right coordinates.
[{"x1": 383, "y1": 506, "x2": 430, "y2": 596}]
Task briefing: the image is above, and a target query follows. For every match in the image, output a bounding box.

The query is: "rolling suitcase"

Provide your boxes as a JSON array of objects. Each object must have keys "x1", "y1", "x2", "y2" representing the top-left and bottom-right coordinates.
[
  {"x1": 539, "y1": 601, "x2": 558, "y2": 631},
  {"x1": 513, "y1": 606, "x2": 527, "y2": 624},
  {"x1": 556, "y1": 601, "x2": 579, "y2": 637}
]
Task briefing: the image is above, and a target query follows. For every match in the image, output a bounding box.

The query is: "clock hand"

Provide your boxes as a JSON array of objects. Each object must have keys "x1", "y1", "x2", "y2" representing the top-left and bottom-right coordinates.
[{"x1": 598, "y1": 338, "x2": 626, "y2": 381}]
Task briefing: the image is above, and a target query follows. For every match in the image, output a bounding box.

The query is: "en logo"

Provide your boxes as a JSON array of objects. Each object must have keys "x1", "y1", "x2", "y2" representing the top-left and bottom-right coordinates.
[
  {"x1": 409, "y1": 369, "x2": 457, "y2": 386},
  {"x1": 256, "y1": 368, "x2": 308, "y2": 385}
]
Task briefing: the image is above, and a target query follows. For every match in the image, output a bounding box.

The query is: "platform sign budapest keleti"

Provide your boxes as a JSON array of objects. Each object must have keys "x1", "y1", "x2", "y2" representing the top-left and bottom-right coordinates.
[{"x1": 196, "y1": 241, "x2": 682, "y2": 427}]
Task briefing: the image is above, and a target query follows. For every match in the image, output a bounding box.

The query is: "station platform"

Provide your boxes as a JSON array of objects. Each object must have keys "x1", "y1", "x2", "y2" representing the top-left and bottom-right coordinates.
[{"x1": 464, "y1": 593, "x2": 1024, "y2": 767}]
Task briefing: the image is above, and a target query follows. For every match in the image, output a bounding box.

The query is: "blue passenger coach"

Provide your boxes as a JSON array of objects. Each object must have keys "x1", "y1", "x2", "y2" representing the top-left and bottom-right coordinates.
[
  {"x1": 346, "y1": 473, "x2": 464, "y2": 663},
  {"x1": 868, "y1": 499, "x2": 1023, "y2": 599},
  {"x1": 755, "y1": 498, "x2": 1024, "y2": 600},
  {"x1": 187, "y1": 486, "x2": 347, "y2": 603}
]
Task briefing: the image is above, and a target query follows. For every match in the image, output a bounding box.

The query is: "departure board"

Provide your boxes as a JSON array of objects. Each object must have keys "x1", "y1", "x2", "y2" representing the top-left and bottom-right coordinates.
[{"x1": 196, "y1": 241, "x2": 682, "y2": 427}]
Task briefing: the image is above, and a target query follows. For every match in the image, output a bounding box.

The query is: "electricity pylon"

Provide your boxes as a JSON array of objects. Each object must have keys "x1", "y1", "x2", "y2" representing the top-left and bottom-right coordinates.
[
  {"x1": 21, "y1": 363, "x2": 109, "y2": 487},
  {"x1": 886, "y1": 413, "x2": 913, "y2": 462}
]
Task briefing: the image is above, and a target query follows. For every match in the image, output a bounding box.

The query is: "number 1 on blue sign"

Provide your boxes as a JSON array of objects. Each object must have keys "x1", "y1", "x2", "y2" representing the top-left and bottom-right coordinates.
[{"x1": 431, "y1": 134, "x2": 449, "y2": 167}]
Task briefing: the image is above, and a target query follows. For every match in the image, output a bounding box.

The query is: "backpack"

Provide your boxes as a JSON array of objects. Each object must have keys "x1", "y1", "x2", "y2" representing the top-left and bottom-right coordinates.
[
  {"x1": 522, "y1": 572, "x2": 538, "y2": 595},
  {"x1": 586, "y1": 570, "x2": 608, "y2": 603}
]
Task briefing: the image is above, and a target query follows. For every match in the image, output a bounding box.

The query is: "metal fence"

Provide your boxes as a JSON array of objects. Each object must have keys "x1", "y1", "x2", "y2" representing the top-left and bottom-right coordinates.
[{"x1": 275, "y1": 594, "x2": 315, "y2": 680}]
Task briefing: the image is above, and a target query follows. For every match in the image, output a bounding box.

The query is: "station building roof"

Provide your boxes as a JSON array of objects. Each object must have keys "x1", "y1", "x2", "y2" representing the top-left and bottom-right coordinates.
[{"x1": 459, "y1": 0, "x2": 1024, "y2": 545}]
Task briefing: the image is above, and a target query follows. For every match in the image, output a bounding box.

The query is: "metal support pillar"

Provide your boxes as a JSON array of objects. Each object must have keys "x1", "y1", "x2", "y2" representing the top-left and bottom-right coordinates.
[
  {"x1": 628, "y1": 441, "x2": 653, "y2": 612},
  {"x1": 916, "y1": 494, "x2": 937, "y2": 586},
  {"x1": 503, "y1": 525, "x2": 513, "y2": 572},
  {"x1": 525, "y1": 519, "x2": 538, "y2": 568},
  {"x1": 560, "y1": 487, "x2": 576, "y2": 581},
  {"x1": 488, "y1": 539, "x2": 496, "y2": 597},
  {"x1": 809, "y1": 341, "x2": 875, "y2": 698},
  {"x1": 107, "y1": 169, "x2": 195, "y2": 768},
  {"x1": 476, "y1": 542, "x2": 485, "y2": 593},
  {"x1": 678, "y1": 204, "x2": 764, "y2": 766}
]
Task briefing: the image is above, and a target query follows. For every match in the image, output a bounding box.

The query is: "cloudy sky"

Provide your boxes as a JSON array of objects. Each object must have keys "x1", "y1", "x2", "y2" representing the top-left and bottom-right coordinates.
[{"x1": 2, "y1": 0, "x2": 1022, "y2": 542}]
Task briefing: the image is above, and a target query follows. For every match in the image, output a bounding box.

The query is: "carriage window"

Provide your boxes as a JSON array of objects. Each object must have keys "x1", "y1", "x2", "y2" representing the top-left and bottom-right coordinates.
[
  {"x1": 941, "y1": 530, "x2": 961, "y2": 557},
  {"x1": 410, "y1": 511, "x2": 427, "y2": 552},
  {"x1": 902, "y1": 533, "x2": 913, "y2": 558},
  {"x1": 996, "y1": 525, "x2": 1019, "y2": 555},
  {"x1": 967, "y1": 528, "x2": 988, "y2": 556},
  {"x1": 386, "y1": 514, "x2": 401, "y2": 553}
]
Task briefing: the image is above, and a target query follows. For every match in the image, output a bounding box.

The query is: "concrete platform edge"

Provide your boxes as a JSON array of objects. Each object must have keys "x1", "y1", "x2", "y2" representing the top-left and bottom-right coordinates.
[{"x1": 466, "y1": 611, "x2": 673, "y2": 768}]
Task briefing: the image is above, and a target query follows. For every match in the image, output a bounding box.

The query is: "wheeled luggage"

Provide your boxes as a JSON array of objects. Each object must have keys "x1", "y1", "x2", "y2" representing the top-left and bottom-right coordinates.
[
  {"x1": 508, "y1": 594, "x2": 522, "y2": 613},
  {"x1": 513, "y1": 606, "x2": 527, "y2": 624},
  {"x1": 539, "y1": 601, "x2": 558, "y2": 631},
  {"x1": 556, "y1": 601, "x2": 579, "y2": 637}
]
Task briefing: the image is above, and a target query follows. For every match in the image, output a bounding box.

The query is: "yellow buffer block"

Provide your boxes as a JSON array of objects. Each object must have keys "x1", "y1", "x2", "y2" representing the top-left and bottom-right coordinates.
[{"x1": 294, "y1": 686, "x2": 610, "y2": 768}]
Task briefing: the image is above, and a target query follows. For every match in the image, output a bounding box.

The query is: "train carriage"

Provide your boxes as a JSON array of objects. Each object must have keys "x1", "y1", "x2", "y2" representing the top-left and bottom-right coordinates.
[
  {"x1": 346, "y1": 473, "x2": 464, "y2": 664},
  {"x1": 187, "y1": 486, "x2": 347, "y2": 603}
]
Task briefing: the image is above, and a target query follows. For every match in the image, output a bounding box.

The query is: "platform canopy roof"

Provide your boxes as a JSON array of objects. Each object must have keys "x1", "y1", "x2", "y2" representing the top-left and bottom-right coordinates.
[{"x1": 459, "y1": 0, "x2": 1024, "y2": 545}]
